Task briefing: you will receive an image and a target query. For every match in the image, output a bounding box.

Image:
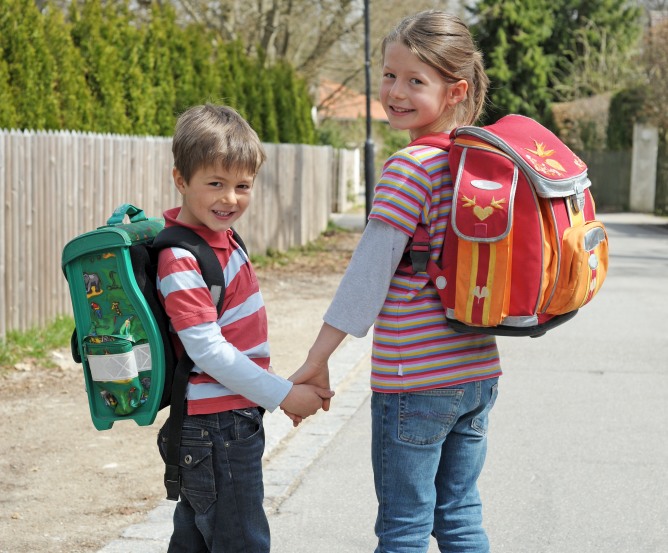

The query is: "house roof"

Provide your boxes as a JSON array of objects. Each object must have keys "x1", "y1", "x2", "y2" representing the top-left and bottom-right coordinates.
[{"x1": 317, "y1": 79, "x2": 388, "y2": 122}]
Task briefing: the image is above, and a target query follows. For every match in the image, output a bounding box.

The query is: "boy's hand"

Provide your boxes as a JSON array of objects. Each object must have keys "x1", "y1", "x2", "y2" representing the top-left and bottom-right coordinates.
[
  {"x1": 289, "y1": 361, "x2": 331, "y2": 410},
  {"x1": 280, "y1": 383, "x2": 334, "y2": 424}
]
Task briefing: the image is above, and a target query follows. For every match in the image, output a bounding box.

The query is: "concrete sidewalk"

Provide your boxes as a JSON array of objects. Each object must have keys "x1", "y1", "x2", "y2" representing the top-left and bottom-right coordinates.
[{"x1": 99, "y1": 212, "x2": 668, "y2": 552}]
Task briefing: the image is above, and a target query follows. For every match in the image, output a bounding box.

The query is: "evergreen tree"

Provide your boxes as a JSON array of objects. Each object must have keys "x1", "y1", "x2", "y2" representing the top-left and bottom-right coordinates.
[
  {"x1": 471, "y1": 0, "x2": 555, "y2": 123},
  {"x1": 109, "y1": 1, "x2": 155, "y2": 136},
  {"x1": 213, "y1": 41, "x2": 239, "y2": 109},
  {"x1": 144, "y1": 2, "x2": 177, "y2": 136},
  {"x1": 294, "y1": 75, "x2": 316, "y2": 145},
  {"x1": 70, "y1": 0, "x2": 130, "y2": 134},
  {"x1": 163, "y1": 18, "x2": 198, "y2": 114},
  {"x1": 252, "y1": 49, "x2": 279, "y2": 143},
  {"x1": 271, "y1": 62, "x2": 300, "y2": 144},
  {"x1": 0, "y1": 56, "x2": 18, "y2": 129},
  {"x1": 547, "y1": 0, "x2": 642, "y2": 100},
  {"x1": 471, "y1": 0, "x2": 643, "y2": 123},
  {"x1": 225, "y1": 41, "x2": 251, "y2": 118},
  {"x1": 1, "y1": 0, "x2": 60, "y2": 130},
  {"x1": 43, "y1": 1, "x2": 95, "y2": 131}
]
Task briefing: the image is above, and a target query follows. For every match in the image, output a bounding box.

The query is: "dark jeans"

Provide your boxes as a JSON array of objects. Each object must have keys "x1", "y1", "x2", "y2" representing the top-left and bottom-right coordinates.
[{"x1": 158, "y1": 408, "x2": 269, "y2": 553}]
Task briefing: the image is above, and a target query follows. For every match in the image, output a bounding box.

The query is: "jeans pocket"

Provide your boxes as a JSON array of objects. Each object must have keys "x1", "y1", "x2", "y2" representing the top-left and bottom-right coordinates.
[
  {"x1": 472, "y1": 382, "x2": 499, "y2": 437},
  {"x1": 158, "y1": 418, "x2": 217, "y2": 514},
  {"x1": 398, "y1": 389, "x2": 465, "y2": 445},
  {"x1": 179, "y1": 427, "x2": 216, "y2": 514},
  {"x1": 231, "y1": 408, "x2": 262, "y2": 441}
]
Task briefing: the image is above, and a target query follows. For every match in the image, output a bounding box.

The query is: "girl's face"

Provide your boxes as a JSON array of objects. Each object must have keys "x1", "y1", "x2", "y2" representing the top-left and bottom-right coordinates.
[
  {"x1": 380, "y1": 41, "x2": 464, "y2": 140},
  {"x1": 173, "y1": 163, "x2": 254, "y2": 233}
]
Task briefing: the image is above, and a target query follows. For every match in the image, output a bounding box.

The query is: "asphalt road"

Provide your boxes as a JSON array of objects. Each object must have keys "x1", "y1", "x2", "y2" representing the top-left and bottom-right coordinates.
[{"x1": 269, "y1": 212, "x2": 668, "y2": 553}]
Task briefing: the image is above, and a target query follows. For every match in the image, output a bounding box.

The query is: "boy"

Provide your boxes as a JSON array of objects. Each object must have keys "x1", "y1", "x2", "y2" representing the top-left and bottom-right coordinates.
[{"x1": 157, "y1": 104, "x2": 333, "y2": 552}]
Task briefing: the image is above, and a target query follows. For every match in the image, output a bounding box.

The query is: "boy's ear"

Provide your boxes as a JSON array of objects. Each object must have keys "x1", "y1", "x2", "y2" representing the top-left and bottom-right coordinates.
[
  {"x1": 173, "y1": 167, "x2": 187, "y2": 195},
  {"x1": 447, "y1": 79, "x2": 469, "y2": 106}
]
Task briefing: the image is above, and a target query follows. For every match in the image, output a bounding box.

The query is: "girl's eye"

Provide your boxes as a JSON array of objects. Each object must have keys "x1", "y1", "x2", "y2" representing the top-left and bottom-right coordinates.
[
  {"x1": 383, "y1": 72, "x2": 395, "y2": 79},
  {"x1": 410, "y1": 78, "x2": 423, "y2": 85}
]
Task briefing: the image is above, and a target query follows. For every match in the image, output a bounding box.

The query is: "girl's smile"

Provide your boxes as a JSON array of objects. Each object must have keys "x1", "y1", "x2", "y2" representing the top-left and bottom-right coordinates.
[{"x1": 380, "y1": 41, "x2": 468, "y2": 140}]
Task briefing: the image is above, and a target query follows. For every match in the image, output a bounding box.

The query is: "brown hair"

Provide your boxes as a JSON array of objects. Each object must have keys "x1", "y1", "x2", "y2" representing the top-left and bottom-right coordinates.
[
  {"x1": 172, "y1": 104, "x2": 266, "y2": 183},
  {"x1": 381, "y1": 10, "x2": 489, "y2": 127}
]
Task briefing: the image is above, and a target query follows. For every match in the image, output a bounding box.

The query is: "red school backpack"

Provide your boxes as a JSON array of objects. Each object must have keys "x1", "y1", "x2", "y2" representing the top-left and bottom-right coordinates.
[{"x1": 407, "y1": 114, "x2": 609, "y2": 337}]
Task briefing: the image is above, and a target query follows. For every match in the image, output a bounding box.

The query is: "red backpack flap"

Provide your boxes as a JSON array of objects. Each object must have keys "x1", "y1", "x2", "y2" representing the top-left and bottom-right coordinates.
[{"x1": 453, "y1": 114, "x2": 591, "y2": 207}]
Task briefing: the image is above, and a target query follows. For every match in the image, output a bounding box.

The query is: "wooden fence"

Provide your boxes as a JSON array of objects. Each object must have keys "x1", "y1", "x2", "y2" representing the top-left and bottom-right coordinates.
[{"x1": 0, "y1": 130, "x2": 358, "y2": 339}]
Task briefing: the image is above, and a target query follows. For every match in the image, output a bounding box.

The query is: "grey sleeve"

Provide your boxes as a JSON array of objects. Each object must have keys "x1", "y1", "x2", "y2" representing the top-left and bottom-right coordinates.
[{"x1": 323, "y1": 219, "x2": 409, "y2": 338}]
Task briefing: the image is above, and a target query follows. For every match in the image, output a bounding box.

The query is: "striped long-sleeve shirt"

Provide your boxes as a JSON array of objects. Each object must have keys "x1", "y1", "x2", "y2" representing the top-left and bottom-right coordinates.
[
  {"x1": 157, "y1": 208, "x2": 292, "y2": 414},
  {"x1": 326, "y1": 140, "x2": 501, "y2": 392}
]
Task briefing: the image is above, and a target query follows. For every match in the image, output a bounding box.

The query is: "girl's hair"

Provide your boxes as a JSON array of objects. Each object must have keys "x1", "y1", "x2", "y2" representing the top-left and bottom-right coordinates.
[
  {"x1": 381, "y1": 10, "x2": 489, "y2": 127},
  {"x1": 172, "y1": 104, "x2": 266, "y2": 183}
]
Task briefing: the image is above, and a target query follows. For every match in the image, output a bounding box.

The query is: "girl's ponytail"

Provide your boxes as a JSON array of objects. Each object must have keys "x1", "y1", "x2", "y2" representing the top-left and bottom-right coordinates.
[{"x1": 469, "y1": 52, "x2": 490, "y2": 125}]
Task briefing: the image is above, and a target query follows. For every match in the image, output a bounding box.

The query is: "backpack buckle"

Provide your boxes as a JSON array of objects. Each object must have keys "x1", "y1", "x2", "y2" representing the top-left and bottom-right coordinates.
[
  {"x1": 410, "y1": 241, "x2": 430, "y2": 273},
  {"x1": 164, "y1": 464, "x2": 181, "y2": 501}
]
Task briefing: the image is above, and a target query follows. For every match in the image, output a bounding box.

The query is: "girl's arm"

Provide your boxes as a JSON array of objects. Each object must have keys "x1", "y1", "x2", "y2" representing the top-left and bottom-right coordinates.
[{"x1": 290, "y1": 219, "x2": 409, "y2": 387}]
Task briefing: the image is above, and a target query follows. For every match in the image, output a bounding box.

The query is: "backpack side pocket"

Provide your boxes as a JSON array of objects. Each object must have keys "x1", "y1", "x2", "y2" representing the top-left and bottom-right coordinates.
[{"x1": 545, "y1": 221, "x2": 608, "y2": 315}]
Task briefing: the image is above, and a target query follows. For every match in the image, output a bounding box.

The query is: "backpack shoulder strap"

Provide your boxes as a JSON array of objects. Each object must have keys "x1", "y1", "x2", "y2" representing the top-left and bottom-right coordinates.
[
  {"x1": 151, "y1": 225, "x2": 247, "y2": 501},
  {"x1": 408, "y1": 132, "x2": 453, "y2": 151},
  {"x1": 153, "y1": 226, "x2": 227, "y2": 314},
  {"x1": 403, "y1": 132, "x2": 454, "y2": 273}
]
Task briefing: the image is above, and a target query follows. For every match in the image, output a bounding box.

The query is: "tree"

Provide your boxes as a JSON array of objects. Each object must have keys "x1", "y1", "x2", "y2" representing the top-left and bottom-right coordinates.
[
  {"x1": 471, "y1": 0, "x2": 555, "y2": 123},
  {"x1": 0, "y1": 0, "x2": 60, "y2": 130},
  {"x1": 69, "y1": 0, "x2": 131, "y2": 134},
  {"x1": 143, "y1": 2, "x2": 178, "y2": 136},
  {"x1": 42, "y1": 1, "x2": 95, "y2": 131},
  {"x1": 0, "y1": 57, "x2": 18, "y2": 129},
  {"x1": 470, "y1": 0, "x2": 643, "y2": 123},
  {"x1": 171, "y1": 0, "x2": 447, "y2": 87},
  {"x1": 545, "y1": 0, "x2": 643, "y2": 99}
]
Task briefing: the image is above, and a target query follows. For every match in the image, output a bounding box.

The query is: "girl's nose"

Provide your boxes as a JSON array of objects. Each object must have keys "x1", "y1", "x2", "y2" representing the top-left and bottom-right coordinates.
[{"x1": 389, "y1": 80, "x2": 405, "y2": 99}]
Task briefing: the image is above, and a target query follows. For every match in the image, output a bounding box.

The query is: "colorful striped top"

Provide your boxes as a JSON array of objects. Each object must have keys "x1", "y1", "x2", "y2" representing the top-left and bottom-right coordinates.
[{"x1": 368, "y1": 141, "x2": 501, "y2": 392}]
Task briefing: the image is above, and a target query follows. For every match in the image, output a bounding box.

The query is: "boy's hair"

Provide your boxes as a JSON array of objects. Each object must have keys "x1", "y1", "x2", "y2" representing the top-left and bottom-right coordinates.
[
  {"x1": 382, "y1": 10, "x2": 490, "y2": 127},
  {"x1": 172, "y1": 104, "x2": 267, "y2": 183}
]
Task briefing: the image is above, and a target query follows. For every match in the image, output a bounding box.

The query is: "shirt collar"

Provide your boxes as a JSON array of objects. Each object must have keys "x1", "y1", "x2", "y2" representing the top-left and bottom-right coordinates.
[{"x1": 162, "y1": 207, "x2": 232, "y2": 249}]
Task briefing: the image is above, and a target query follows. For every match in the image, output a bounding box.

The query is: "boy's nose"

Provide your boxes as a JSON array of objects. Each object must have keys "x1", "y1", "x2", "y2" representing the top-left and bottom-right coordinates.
[{"x1": 218, "y1": 187, "x2": 237, "y2": 204}]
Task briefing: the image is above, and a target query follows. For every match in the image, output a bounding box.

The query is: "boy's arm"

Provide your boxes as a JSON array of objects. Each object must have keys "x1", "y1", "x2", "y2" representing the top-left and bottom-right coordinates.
[
  {"x1": 178, "y1": 322, "x2": 333, "y2": 415},
  {"x1": 159, "y1": 246, "x2": 332, "y2": 415},
  {"x1": 177, "y1": 322, "x2": 291, "y2": 412}
]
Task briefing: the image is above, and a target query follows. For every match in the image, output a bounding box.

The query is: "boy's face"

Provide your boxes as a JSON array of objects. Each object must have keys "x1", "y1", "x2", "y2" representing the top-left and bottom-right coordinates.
[{"x1": 173, "y1": 163, "x2": 254, "y2": 232}]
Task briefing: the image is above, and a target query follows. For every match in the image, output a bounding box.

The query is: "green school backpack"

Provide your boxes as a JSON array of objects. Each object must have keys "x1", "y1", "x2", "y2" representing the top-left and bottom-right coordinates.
[{"x1": 62, "y1": 204, "x2": 245, "y2": 499}]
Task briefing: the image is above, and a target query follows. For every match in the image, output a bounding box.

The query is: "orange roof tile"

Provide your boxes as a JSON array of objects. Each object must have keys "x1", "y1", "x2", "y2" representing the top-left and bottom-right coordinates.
[{"x1": 317, "y1": 79, "x2": 388, "y2": 122}]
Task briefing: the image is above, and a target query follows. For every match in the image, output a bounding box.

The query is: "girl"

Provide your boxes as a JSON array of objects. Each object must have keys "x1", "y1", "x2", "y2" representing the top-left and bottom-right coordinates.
[{"x1": 289, "y1": 10, "x2": 501, "y2": 553}]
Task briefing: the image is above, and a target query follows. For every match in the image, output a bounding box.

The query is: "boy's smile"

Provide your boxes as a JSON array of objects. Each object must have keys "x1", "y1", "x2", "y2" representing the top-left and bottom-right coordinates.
[{"x1": 173, "y1": 163, "x2": 255, "y2": 232}]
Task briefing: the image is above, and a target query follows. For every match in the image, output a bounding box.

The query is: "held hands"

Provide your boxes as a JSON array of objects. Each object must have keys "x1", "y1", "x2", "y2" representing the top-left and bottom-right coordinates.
[
  {"x1": 280, "y1": 323, "x2": 344, "y2": 426},
  {"x1": 279, "y1": 382, "x2": 334, "y2": 425},
  {"x1": 281, "y1": 360, "x2": 332, "y2": 427}
]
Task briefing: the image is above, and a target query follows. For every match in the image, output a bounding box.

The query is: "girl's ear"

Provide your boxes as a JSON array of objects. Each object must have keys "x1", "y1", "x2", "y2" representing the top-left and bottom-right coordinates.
[
  {"x1": 447, "y1": 79, "x2": 469, "y2": 106},
  {"x1": 173, "y1": 167, "x2": 187, "y2": 195}
]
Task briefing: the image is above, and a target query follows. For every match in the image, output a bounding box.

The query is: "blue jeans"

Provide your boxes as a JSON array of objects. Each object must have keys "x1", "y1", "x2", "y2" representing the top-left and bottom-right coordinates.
[
  {"x1": 157, "y1": 408, "x2": 269, "y2": 553},
  {"x1": 371, "y1": 378, "x2": 499, "y2": 553}
]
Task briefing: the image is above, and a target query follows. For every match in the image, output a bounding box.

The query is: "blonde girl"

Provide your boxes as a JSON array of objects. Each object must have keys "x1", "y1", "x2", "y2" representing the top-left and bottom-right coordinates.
[{"x1": 290, "y1": 11, "x2": 501, "y2": 552}]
